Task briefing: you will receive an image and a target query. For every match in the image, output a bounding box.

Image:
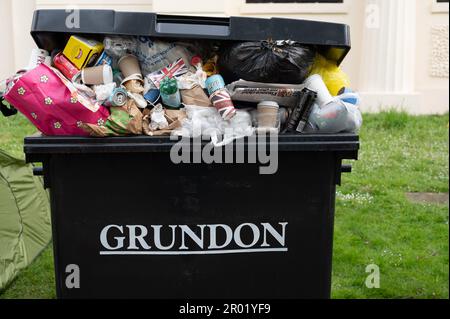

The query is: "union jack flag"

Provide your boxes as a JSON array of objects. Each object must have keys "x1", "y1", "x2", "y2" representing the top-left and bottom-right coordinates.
[{"x1": 148, "y1": 58, "x2": 188, "y2": 89}]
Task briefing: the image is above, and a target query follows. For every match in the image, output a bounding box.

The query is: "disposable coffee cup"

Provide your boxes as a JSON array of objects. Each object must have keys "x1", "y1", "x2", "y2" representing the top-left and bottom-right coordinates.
[
  {"x1": 303, "y1": 74, "x2": 333, "y2": 107},
  {"x1": 81, "y1": 65, "x2": 113, "y2": 85},
  {"x1": 257, "y1": 101, "x2": 280, "y2": 132},
  {"x1": 121, "y1": 74, "x2": 144, "y2": 86},
  {"x1": 118, "y1": 54, "x2": 142, "y2": 78}
]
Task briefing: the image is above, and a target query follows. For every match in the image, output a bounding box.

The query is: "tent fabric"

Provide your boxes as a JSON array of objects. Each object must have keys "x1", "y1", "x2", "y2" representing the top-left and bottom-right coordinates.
[{"x1": 0, "y1": 149, "x2": 51, "y2": 290}]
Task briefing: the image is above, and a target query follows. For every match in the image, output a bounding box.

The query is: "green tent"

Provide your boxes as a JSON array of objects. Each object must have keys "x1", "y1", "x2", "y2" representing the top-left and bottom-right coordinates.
[{"x1": 0, "y1": 150, "x2": 51, "y2": 290}]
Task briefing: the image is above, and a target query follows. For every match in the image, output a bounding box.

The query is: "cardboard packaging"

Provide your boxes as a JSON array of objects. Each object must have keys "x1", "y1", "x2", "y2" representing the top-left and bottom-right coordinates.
[{"x1": 63, "y1": 36, "x2": 104, "y2": 70}]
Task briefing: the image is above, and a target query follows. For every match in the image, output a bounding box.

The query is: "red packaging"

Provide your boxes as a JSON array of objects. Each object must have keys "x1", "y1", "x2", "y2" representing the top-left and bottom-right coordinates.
[{"x1": 53, "y1": 52, "x2": 80, "y2": 81}]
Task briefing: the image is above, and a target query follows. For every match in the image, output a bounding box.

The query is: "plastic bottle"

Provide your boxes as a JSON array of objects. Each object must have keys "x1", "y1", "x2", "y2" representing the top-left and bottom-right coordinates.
[{"x1": 160, "y1": 76, "x2": 181, "y2": 109}]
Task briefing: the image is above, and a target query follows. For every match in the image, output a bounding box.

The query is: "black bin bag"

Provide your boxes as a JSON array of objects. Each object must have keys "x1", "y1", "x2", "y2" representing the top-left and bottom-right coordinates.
[{"x1": 218, "y1": 40, "x2": 316, "y2": 84}]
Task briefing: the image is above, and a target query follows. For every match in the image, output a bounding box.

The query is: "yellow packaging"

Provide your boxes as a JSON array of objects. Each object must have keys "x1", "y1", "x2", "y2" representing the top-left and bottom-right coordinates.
[
  {"x1": 309, "y1": 54, "x2": 351, "y2": 96},
  {"x1": 62, "y1": 36, "x2": 104, "y2": 70}
]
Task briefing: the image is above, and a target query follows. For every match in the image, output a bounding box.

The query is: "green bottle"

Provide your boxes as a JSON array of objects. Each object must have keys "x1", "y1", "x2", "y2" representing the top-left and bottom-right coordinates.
[{"x1": 160, "y1": 76, "x2": 181, "y2": 109}]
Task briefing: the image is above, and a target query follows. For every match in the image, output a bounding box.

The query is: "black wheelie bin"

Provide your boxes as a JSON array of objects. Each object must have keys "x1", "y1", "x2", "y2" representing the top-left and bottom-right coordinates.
[{"x1": 24, "y1": 9, "x2": 359, "y2": 299}]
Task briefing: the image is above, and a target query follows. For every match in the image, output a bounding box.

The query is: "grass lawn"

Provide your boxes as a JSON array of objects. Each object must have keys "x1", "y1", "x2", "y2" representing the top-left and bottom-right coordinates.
[{"x1": 0, "y1": 111, "x2": 448, "y2": 299}]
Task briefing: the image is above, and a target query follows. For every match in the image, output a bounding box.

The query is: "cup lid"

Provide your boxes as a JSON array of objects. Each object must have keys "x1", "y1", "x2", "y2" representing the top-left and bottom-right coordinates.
[{"x1": 257, "y1": 101, "x2": 279, "y2": 109}]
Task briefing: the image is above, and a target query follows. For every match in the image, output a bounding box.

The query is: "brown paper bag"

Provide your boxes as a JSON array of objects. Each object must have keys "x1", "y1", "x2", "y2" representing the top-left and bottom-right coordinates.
[{"x1": 180, "y1": 85, "x2": 212, "y2": 107}]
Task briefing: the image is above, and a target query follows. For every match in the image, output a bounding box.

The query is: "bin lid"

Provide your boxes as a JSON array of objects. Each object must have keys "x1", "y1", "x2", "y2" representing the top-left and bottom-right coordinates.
[{"x1": 30, "y1": 10, "x2": 351, "y2": 65}]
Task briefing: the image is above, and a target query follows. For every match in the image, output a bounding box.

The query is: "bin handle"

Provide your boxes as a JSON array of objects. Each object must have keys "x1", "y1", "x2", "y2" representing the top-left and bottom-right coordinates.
[
  {"x1": 341, "y1": 164, "x2": 352, "y2": 173},
  {"x1": 32, "y1": 166, "x2": 44, "y2": 176},
  {"x1": 155, "y1": 15, "x2": 231, "y2": 37}
]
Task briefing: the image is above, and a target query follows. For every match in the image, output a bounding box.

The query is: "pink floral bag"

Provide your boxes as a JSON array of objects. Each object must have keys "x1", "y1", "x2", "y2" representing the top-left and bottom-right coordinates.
[{"x1": 4, "y1": 64, "x2": 109, "y2": 136}]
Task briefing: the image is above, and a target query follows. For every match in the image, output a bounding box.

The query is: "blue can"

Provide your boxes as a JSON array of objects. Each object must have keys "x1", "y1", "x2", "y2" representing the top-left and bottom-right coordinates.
[
  {"x1": 205, "y1": 74, "x2": 226, "y2": 96},
  {"x1": 104, "y1": 87, "x2": 128, "y2": 107}
]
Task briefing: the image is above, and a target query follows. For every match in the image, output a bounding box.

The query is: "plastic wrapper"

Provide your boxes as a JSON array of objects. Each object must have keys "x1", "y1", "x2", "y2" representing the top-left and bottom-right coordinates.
[
  {"x1": 226, "y1": 80, "x2": 304, "y2": 108},
  {"x1": 177, "y1": 72, "x2": 207, "y2": 90},
  {"x1": 309, "y1": 54, "x2": 351, "y2": 96},
  {"x1": 174, "y1": 105, "x2": 254, "y2": 147},
  {"x1": 104, "y1": 36, "x2": 138, "y2": 69},
  {"x1": 93, "y1": 83, "x2": 116, "y2": 103},
  {"x1": 132, "y1": 37, "x2": 194, "y2": 76},
  {"x1": 218, "y1": 40, "x2": 316, "y2": 84},
  {"x1": 306, "y1": 101, "x2": 362, "y2": 134}
]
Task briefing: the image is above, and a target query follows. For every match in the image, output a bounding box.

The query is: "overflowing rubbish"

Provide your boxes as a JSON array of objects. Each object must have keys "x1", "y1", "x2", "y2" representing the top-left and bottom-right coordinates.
[{"x1": 1, "y1": 32, "x2": 363, "y2": 144}]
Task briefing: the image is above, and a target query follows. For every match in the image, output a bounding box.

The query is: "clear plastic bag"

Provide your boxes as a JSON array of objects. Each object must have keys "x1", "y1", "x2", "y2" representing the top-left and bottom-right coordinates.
[
  {"x1": 132, "y1": 37, "x2": 194, "y2": 76},
  {"x1": 306, "y1": 101, "x2": 363, "y2": 133},
  {"x1": 103, "y1": 36, "x2": 138, "y2": 68},
  {"x1": 175, "y1": 105, "x2": 254, "y2": 147}
]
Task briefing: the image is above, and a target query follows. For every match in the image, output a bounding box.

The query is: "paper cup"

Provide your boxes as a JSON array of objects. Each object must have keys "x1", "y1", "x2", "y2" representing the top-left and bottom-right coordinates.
[
  {"x1": 303, "y1": 74, "x2": 334, "y2": 107},
  {"x1": 118, "y1": 54, "x2": 142, "y2": 79},
  {"x1": 257, "y1": 101, "x2": 280, "y2": 130},
  {"x1": 81, "y1": 65, "x2": 113, "y2": 85},
  {"x1": 121, "y1": 74, "x2": 144, "y2": 86}
]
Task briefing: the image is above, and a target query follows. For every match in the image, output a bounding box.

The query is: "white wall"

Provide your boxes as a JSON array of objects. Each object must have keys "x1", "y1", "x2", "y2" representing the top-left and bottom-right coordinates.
[
  {"x1": 0, "y1": 0, "x2": 15, "y2": 80},
  {"x1": 415, "y1": 0, "x2": 449, "y2": 114},
  {"x1": 0, "y1": 0, "x2": 448, "y2": 114}
]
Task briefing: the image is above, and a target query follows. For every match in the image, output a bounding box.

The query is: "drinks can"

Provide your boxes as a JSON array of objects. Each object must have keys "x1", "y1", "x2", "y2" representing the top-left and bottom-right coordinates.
[
  {"x1": 104, "y1": 87, "x2": 128, "y2": 107},
  {"x1": 53, "y1": 52, "x2": 80, "y2": 81},
  {"x1": 205, "y1": 74, "x2": 226, "y2": 96}
]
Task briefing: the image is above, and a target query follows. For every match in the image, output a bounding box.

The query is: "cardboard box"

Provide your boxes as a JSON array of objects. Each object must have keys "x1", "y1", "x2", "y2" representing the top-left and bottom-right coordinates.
[{"x1": 63, "y1": 36, "x2": 104, "y2": 70}]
